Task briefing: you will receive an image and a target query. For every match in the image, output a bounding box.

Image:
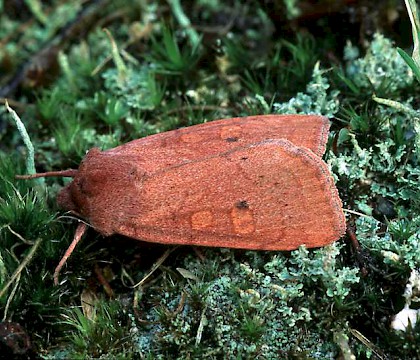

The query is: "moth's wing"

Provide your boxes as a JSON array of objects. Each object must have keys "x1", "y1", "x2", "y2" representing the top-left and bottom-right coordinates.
[
  {"x1": 112, "y1": 139, "x2": 345, "y2": 251},
  {"x1": 104, "y1": 115, "x2": 330, "y2": 174}
]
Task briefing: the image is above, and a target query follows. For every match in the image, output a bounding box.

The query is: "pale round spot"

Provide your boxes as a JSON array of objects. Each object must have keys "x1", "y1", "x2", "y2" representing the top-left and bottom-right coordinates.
[{"x1": 191, "y1": 210, "x2": 214, "y2": 229}]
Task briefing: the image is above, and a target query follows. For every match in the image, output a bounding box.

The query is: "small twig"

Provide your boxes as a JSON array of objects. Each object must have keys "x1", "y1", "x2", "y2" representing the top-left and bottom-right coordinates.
[
  {"x1": 192, "y1": 20, "x2": 236, "y2": 35},
  {"x1": 120, "y1": 267, "x2": 135, "y2": 288},
  {"x1": 196, "y1": 305, "x2": 208, "y2": 345},
  {"x1": 3, "y1": 273, "x2": 21, "y2": 321},
  {"x1": 56, "y1": 214, "x2": 90, "y2": 226},
  {"x1": 91, "y1": 49, "x2": 138, "y2": 76},
  {"x1": 0, "y1": 0, "x2": 110, "y2": 98},
  {"x1": 173, "y1": 291, "x2": 187, "y2": 316},
  {"x1": 133, "y1": 247, "x2": 178, "y2": 288},
  {"x1": 94, "y1": 264, "x2": 115, "y2": 298},
  {"x1": 91, "y1": 22, "x2": 153, "y2": 76},
  {"x1": 0, "y1": 238, "x2": 43, "y2": 299},
  {"x1": 103, "y1": 28, "x2": 127, "y2": 78},
  {"x1": 349, "y1": 328, "x2": 386, "y2": 360},
  {"x1": 404, "y1": 0, "x2": 420, "y2": 67},
  {"x1": 343, "y1": 208, "x2": 373, "y2": 219},
  {"x1": 373, "y1": 94, "x2": 418, "y2": 117},
  {"x1": 6, "y1": 225, "x2": 34, "y2": 245}
]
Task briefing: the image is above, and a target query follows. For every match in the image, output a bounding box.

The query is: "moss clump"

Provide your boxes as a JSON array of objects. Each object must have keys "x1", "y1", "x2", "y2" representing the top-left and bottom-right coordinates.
[{"x1": 1, "y1": 1, "x2": 420, "y2": 358}]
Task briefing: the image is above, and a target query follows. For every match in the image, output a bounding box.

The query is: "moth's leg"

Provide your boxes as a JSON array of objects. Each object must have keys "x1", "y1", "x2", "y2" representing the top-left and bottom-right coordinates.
[{"x1": 54, "y1": 222, "x2": 88, "y2": 285}]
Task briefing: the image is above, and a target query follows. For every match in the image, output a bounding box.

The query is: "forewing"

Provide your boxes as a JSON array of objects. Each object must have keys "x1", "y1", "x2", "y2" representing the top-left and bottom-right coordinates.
[
  {"x1": 113, "y1": 139, "x2": 345, "y2": 250},
  {"x1": 104, "y1": 115, "x2": 330, "y2": 175}
]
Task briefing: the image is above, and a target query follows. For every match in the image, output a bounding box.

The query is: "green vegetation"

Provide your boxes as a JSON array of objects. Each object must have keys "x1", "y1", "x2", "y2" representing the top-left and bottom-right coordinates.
[{"x1": 0, "y1": 0, "x2": 419, "y2": 358}]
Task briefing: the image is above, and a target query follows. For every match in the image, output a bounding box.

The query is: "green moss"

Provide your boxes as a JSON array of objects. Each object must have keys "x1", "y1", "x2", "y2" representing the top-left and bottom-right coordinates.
[
  {"x1": 58, "y1": 299, "x2": 135, "y2": 359},
  {"x1": 1, "y1": 1, "x2": 420, "y2": 358}
]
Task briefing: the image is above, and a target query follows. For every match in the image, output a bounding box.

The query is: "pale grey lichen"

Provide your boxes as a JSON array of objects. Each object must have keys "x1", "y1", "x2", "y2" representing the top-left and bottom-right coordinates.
[
  {"x1": 344, "y1": 33, "x2": 414, "y2": 92},
  {"x1": 130, "y1": 243, "x2": 359, "y2": 359},
  {"x1": 102, "y1": 67, "x2": 164, "y2": 110},
  {"x1": 273, "y1": 62, "x2": 340, "y2": 117}
]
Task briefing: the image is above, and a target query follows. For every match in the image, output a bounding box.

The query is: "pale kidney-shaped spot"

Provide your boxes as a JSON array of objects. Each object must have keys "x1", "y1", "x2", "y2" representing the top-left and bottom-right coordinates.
[
  {"x1": 191, "y1": 210, "x2": 214, "y2": 229},
  {"x1": 220, "y1": 125, "x2": 242, "y2": 141},
  {"x1": 231, "y1": 206, "x2": 255, "y2": 234},
  {"x1": 180, "y1": 132, "x2": 204, "y2": 143}
]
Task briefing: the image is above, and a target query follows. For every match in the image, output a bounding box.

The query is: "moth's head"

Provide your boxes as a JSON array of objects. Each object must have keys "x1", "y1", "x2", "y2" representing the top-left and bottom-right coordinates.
[
  {"x1": 57, "y1": 148, "x2": 108, "y2": 216},
  {"x1": 17, "y1": 147, "x2": 145, "y2": 227},
  {"x1": 56, "y1": 147, "x2": 145, "y2": 222},
  {"x1": 56, "y1": 183, "x2": 76, "y2": 212}
]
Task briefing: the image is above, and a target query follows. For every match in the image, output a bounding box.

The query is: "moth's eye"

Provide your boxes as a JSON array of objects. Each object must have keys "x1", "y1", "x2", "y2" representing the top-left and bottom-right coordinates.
[
  {"x1": 57, "y1": 185, "x2": 76, "y2": 211},
  {"x1": 77, "y1": 174, "x2": 101, "y2": 196},
  {"x1": 77, "y1": 179, "x2": 87, "y2": 194},
  {"x1": 77, "y1": 178, "x2": 90, "y2": 195}
]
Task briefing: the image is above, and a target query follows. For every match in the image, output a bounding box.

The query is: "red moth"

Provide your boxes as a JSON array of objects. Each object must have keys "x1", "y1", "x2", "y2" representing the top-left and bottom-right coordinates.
[{"x1": 17, "y1": 115, "x2": 346, "y2": 284}]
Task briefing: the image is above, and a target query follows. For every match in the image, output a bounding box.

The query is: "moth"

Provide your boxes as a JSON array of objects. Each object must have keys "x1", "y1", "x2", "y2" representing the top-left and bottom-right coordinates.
[{"x1": 17, "y1": 115, "x2": 346, "y2": 284}]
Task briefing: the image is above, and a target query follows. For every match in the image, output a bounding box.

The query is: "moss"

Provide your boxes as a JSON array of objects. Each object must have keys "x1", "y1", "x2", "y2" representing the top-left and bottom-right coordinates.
[{"x1": 1, "y1": 1, "x2": 420, "y2": 358}]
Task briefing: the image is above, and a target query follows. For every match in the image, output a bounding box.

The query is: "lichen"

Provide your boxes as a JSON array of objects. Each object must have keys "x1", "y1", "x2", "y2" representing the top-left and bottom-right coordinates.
[
  {"x1": 344, "y1": 33, "x2": 414, "y2": 92},
  {"x1": 273, "y1": 62, "x2": 340, "y2": 117}
]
